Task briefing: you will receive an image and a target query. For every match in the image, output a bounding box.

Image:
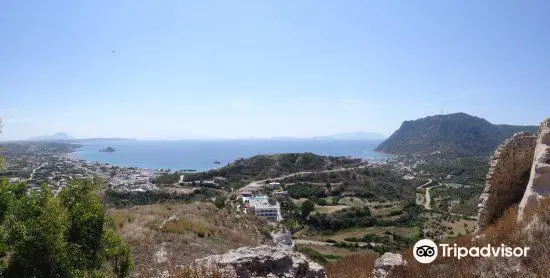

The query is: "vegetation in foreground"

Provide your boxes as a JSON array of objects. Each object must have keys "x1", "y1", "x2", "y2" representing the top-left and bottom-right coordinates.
[
  {"x1": 110, "y1": 200, "x2": 273, "y2": 277},
  {"x1": 0, "y1": 178, "x2": 133, "y2": 278}
]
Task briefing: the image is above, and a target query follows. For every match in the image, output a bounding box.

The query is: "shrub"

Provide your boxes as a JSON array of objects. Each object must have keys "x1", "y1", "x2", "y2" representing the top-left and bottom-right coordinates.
[
  {"x1": 307, "y1": 206, "x2": 376, "y2": 232},
  {"x1": 297, "y1": 247, "x2": 328, "y2": 265},
  {"x1": 0, "y1": 178, "x2": 133, "y2": 277},
  {"x1": 214, "y1": 195, "x2": 227, "y2": 209},
  {"x1": 324, "y1": 254, "x2": 343, "y2": 260},
  {"x1": 301, "y1": 199, "x2": 315, "y2": 218},
  {"x1": 389, "y1": 210, "x2": 404, "y2": 216},
  {"x1": 287, "y1": 183, "x2": 326, "y2": 199}
]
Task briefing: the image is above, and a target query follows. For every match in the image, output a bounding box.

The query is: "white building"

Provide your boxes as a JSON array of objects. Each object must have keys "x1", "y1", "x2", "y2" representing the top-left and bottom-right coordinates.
[{"x1": 244, "y1": 195, "x2": 282, "y2": 221}]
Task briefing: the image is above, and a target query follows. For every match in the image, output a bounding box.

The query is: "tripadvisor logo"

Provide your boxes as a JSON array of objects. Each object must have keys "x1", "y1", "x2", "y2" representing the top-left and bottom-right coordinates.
[
  {"x1": 413, "y1": 239, "x2": 530, "y2": 264},
  {"x1": 413, "y1": 239, "x2": 438, "y2": 264}
]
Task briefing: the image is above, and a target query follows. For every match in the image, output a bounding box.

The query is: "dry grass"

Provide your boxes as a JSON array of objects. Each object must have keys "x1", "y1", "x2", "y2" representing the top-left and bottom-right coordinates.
[
  {"x1": 446, "y1": 219, "x2": 476, "y2": 235},
  {"x1": 108, "y1": 202, "x2": 272, "y2": 277},
  {"x1": 316, "y1": 205, "x2": 350, "y2": 214},
  {"x1": 326, "y1": 253, "x2": 378, "y2": 278},
  {"x1": 160, "y1": 217, "x2": 220, "y2": 238}
]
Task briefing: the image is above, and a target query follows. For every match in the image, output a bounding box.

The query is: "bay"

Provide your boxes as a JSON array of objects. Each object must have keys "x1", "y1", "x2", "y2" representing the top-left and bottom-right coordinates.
[{"x1": 72, "y1": 139, "x2": 388, "y2": 171}]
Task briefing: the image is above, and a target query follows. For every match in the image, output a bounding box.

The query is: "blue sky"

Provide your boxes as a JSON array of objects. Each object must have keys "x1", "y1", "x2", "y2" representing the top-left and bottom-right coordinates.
[{"x1": 1, "y1": 0, "x2": 548, "y2": 140}]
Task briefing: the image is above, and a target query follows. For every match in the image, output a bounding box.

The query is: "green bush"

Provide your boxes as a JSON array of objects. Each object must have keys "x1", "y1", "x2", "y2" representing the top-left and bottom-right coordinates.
[
  {"x1": 153, "y1": 172, "x2": 180, "y2": 184},
  {"x1": 323, "y1": 254, "x2": 342, "y2": 260},
  {"x1": 0, "y1": 178, "x2": 133, "y2": 277},
  {"x1": 389, "y1": 210, "x2": 404, "y2": 216},
  {"x1": 297, "y1": 247, "x2": 328, "y2": 265},
  {"x1": 307, "y1": 206, "x2": 375, "y2": 232},
  {"x1": 287, "y1": 183, "x2": 326, "y2": 199},
  {"x1": 105, "y1": 187, "x2": 219, "y2": 207}
]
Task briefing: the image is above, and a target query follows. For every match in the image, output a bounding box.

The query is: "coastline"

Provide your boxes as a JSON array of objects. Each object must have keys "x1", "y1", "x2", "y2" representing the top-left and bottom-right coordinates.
[{"x1": 68, "y1": 139, "x2": 388, "y2": 173}]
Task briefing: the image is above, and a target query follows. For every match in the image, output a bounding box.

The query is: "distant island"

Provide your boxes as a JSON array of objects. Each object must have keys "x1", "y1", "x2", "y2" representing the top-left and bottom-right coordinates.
[{"x1": 99, "y1": 147, "x2": 116, "y2": 153}]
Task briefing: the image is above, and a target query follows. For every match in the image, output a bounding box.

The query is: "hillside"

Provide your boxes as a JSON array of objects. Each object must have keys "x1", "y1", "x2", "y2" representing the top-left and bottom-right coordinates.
[
  {"x1": 181, "y1": 153, "x2": 364, "y2": 188},
  {"x1": 110, "y1": 202, "x2": 273, "y2": 277},
  {"x1": 375, "y1": 113, "x2": 537, "y2": 156}
]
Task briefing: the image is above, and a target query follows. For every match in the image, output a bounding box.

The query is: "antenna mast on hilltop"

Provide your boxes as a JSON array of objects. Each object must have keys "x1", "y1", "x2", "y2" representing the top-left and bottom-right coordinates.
[{"x1": 435, "y1": 109, "x2": 443, "y2": 132}]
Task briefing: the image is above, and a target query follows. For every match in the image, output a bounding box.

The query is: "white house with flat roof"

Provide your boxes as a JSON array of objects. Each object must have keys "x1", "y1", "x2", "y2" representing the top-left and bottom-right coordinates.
[{"x1": 244, "y1": 195, "x2": 282, "y2": 221}]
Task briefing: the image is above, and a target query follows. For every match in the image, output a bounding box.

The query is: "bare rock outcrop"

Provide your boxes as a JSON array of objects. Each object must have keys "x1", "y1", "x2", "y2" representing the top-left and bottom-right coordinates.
[
  {"x1": 518, "y1": 118, "x2": 550, "y2": 221},
  {"x1": 475, "y1": 131, "x2": 537, "y2": 233},
  {"x1": 372, "y1": 252, "x2": 407, "y2": 278},
  {"x1": 271, "y1": 230, "x2": 294, "y2": 249},
  {"x1": 194, "y1": 244, "x2": 326, "y2": 278}
]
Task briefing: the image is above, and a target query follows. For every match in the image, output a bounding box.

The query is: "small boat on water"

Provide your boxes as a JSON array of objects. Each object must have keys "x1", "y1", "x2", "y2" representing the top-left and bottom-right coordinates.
[{"x1": 214, "y1": 160, "x2": 221, "y2": 164}]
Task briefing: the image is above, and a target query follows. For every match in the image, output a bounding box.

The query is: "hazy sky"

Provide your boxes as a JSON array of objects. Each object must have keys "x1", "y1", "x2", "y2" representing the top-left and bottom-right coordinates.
[{"x1": 1, "y1": 0, "x2": 549, "y2": 140}]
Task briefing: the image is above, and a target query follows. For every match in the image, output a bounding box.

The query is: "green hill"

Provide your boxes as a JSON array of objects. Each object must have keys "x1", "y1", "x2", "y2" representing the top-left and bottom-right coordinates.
[
  {"x1": 375, "y1": 113, "x2": 537, "y2": 157},
  {"x1": 182, "y1": 153, "x2": 364, "y2": 187}
]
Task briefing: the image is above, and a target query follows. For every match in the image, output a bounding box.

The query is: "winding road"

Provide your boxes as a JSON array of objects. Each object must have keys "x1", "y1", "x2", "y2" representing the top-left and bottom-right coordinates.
[
  {"x1": 294, "y1": 239, "x2": 371, "y2": 247},
  {"x1": 235, "y1": 164, "x2": 368, "y2": 195},
  {"x1": 424, "y1": 187, "x2": 432, "y2": 210},
  {"x1": 294, "y1": 239, "x2": 334, "y2": 246},
  {"x1": 416, "y1": 179, "x2": 435, "y2": 210},
  {"x1": 27, "y1": 163, "x2": 46, "y2": 181}
]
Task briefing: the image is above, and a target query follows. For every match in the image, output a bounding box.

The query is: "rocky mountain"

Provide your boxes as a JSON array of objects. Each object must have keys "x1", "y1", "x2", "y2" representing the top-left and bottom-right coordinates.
[{"x1": 375, "y1": 113, "x2": 538, "y2": 157}]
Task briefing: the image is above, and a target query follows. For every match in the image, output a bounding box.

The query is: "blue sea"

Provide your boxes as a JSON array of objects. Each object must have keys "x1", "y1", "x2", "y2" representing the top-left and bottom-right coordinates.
[{"x1": 72, "y1": 139, "x2": 388, "y2": 171}]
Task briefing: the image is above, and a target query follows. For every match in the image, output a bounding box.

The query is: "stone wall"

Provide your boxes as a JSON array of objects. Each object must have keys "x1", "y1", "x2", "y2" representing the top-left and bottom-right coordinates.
[
  {"x1": 518, "y1": 119, "x2": 550, "y2": 220},
  {"x1": 475, "y1": 131, "x2": 537, "y2": 233}
]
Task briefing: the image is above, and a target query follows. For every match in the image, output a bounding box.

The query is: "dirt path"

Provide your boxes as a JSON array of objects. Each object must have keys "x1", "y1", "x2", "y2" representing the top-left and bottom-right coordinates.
[
  {"x1": 27, "y1": 163, "x2": 46, "y2": 181},
  {"x1": 295, "y1": 239, "x2": 371, "y2": 247},
  {"x1": 294, "y1": 239, "x2": 334, "y2": 246},
  {"x1": 418, "y1": 179, "x2": 433, "y2": 189},
  {"x1": 413, "y1": 179, "x2": 436, "y2": 209},
  {"x1": 424, "y1": 187, "x2": 432, "y2": 210}
]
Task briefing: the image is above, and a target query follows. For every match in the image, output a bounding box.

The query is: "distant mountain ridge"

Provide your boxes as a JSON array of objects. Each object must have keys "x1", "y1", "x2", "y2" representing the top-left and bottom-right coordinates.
[
  {"x1": 28, "y1": 133, "x2": 134, "y2": 142},
  {"x1": 375, "y1": 113, "x2": 538, "y2": 157},
  {"x1": 269, "y1": 131, "x2": 386, "y2": 140},
  {"x1": 322, "y1": 131, "x2": 387, "y2": 140},
  {"x1": 29, "y1": 132, "x2": 74, "y2": 141}
]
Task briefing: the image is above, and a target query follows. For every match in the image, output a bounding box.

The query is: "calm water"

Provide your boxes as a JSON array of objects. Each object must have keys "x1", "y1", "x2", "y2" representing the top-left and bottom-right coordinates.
[{"x1": 72, "y1": 139, "x2": 388, "y2": 171}]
